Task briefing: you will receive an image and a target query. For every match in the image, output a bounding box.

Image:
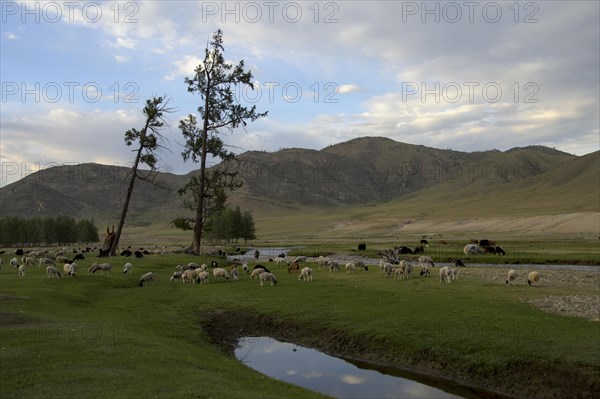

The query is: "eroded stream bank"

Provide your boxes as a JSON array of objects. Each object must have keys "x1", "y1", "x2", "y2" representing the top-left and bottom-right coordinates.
[{"x1": 200, "y1": 309, "x2": 597, "y2": 399}]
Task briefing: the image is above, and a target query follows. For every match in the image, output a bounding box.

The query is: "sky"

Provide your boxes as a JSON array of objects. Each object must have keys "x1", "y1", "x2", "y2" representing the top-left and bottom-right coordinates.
[{"x1": 1, "y1": 0, "x2": 599, "y2": 187}]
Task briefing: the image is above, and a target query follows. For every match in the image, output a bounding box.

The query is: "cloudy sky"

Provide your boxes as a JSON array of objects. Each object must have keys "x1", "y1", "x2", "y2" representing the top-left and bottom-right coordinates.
[{"x1": 1, "y1": 1, "x2": 599, "y2": 186}]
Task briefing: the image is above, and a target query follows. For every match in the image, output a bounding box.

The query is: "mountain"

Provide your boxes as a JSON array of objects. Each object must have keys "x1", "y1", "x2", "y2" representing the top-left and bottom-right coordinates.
[{"x1": 0, "y1": 137, "x2": 597, "y2": 237}]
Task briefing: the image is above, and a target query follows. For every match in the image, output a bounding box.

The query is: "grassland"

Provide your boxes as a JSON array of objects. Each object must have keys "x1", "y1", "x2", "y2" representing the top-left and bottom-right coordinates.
[{"x1": 1, "y1": 243, "x2": 599, "y2": 399}]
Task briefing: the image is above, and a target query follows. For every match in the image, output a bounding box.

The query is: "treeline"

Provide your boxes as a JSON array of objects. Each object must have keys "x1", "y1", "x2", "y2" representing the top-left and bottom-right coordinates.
[
  {"x1": 0, "y1": 216, "x2": 99, "y2": 245},
  {"x1": 206, "y1": 206, "x2": 256, "y2": 243}
]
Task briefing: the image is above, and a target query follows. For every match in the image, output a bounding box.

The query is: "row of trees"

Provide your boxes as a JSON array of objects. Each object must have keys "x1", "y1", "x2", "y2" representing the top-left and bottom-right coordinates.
[
  {"x1": 0, "y1": 216, "x2": 99, "y2": 245},
  {"x1": 111, "y1": 29, "x2": 266, "y2": 255},
  {"x1": 205, "y1": 206, "x2": 256, "y2": 243}
]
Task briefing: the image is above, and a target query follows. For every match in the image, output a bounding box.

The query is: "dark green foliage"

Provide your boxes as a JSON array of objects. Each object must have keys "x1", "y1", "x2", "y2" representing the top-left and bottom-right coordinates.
[
  {"x1": 205, "y1": 205, "x2": 256, "y2": 243},
  {"x1": 0, "y1": 216, "x2": 99, "y2": 245},
  {"x1": 176, "y1": 29, "x2": 267, "y2": 254}
]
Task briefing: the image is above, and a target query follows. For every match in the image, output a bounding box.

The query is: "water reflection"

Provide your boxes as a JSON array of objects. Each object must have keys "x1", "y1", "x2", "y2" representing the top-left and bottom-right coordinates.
[{"x1": 235, "y1": 336, "x2": 465, "y2": 399}]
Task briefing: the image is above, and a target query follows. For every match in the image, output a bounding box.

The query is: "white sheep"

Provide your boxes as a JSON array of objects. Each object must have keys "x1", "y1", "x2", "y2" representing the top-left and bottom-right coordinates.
[
  {"x1": 392, "y1": 266, "x2": 404, "y2": 280},
  {"x1": 139, "y1": 272, "x2": 157, "y2": 287},
  {"x1": 63, "y1": 262, "x2": 77, "y2": 277},
  {"x1": 17, "y1": 264, "x2": 25, "y2": 277},
  {"x1": 260, "y1": 272, "x2": 278, "y2": 286},
  {"x1": 182, "y1": 269, "x2": 198, "y2": 283},
  {"x1": 316, "y1": 256, "x2": 330, "y2": 270},
  {"x1": 197, "y1": 270, "x2": 209, "y2": 284},
  {"x1": 383, "y1": 263, "x2": 394, "y2": 278},
  {"x1": 24, "y1": 257, "x2": 35, "y2": 266},
  {"x1": 274, "y1": 257, "x2": 288, "y2": 266},
  {"x1": 418, "y1": 256, "x2": 434, "y2": 267},
  {"x1": 242, "y1": 263, "x2": 249, "y2": 273},
  {"x1": 293, "y1": 256, "x2": 307, "y2": 264},
  {"x1": 46, "y1": 265, "x2": 61, "y2": 279},
  {"x1": 505, "y1": 269, "x2": 518, "y2": 285},
  {"x1": 230, "y1": 266, "x2": 238, "y2": 281},
  {"x1": 123, "y1": 263, "x2": 133, "y2": 274},
  {"x1": 212, "y1": 268, "x2": 230, "y2": 281},
  {"x1": 463, "y1": 244, "x2": 481, "y2": 256},
  {"x1": 527, "y1": 271, "x2": 540, "y2": 286},
  {"x1": 345, "y1": 262, "x2": 357, "y2": 273},
  {"x1": 38, "y1": 257, "x2": 54, "y2": 267},
  {"x1": 188, "y1": 262, "x2": 199, "y2": 269},
  {"x1": 298, "y1": 267, "x2": 313, "y2": 282},
  {"x1": 401, "y1": 261, "x2": 413, "y2": 279},
  {"x1": 439, "y1": 266, "x2": 453, "y2": 283},
  {"x1": 250, "y1": 268, "x2": 266, "y2": 279},
  {"x1": 10, "y1": 258, "x2": 19, "y2": 268},
  {"x1": 88, "y1": 263, "x2": 112, "y2": 275},
  {"x1": 327, "y1": 260, "x2": 340, "y2": 272}
]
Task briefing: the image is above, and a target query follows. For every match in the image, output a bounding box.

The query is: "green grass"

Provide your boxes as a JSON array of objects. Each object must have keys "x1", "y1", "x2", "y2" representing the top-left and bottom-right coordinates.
[{"x1": 1, "y1": 251, "x2": 599, "y2": 398}]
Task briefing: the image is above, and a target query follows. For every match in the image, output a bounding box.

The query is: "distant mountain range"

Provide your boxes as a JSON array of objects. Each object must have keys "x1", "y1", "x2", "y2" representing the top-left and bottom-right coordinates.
[{"x1": 1, "y1": 137, "x2": 598, "y2": 236}]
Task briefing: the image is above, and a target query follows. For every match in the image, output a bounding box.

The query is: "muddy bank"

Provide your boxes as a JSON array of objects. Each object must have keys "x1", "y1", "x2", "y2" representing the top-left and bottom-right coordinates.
[{"x1": 200, "y1": 309, "x2": 599, "y2": 399}]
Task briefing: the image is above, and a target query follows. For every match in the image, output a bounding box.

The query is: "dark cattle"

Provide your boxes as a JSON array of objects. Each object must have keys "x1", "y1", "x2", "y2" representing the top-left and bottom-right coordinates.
[
  {"x1": 97, "y1": 249, "x2": 110, "y2": 258},
  {"x1": 412, "y1": 246, "x2": 425, "y2": 254},
  {"x1": 121, "y1": 249, "x2": 132, "y2": 257},
  {"x1": 134, "y1": 250, "x2": 144, "y2": 259},
  {"x1": 482, "y1": 246, "x2": 497, "y2": 254},
  {"x1": 479, "y1": 239, "x2": 491, "y2": 247},
  {"x1": 495, "y1": 246, "x2": 506, "y2": 256},
  {"x1": 358, "y1": 243, "x2": 367, "y2": 251},
  {"x1": 254, "y1": 264, "x2": 270, "y2": 273},
  {"x1": 73, "y1": 254, "x2": 85, "y2": 261},
  {"x1": 396, "y1": 246, "x2": 413, "y2": 255},
  {"x1": 420, "y1": 239, "x2": 429, "y2": 247},
  {"x1": 449, "y1": 258, "x2": 465, "y2": 267},
  {"x1": 254, "y1": 250, "x2": 260, "y2": 260}
]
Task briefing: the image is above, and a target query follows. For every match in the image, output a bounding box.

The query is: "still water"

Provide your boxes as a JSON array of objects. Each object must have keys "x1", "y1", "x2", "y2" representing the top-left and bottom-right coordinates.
[{"x1": 235, "y1": 336, "x2": 466, "y2": 399}]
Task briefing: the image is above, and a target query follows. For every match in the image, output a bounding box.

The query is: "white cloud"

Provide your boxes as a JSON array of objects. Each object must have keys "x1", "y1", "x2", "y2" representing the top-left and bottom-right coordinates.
[{"x1": 4, "y1": 32, "x2": 17, "y2": 40}]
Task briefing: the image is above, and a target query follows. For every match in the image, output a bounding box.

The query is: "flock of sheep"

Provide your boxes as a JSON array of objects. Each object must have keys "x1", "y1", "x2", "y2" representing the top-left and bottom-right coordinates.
[{"x1": 2, "y1": 243, "x2": 543, "y2": 288}]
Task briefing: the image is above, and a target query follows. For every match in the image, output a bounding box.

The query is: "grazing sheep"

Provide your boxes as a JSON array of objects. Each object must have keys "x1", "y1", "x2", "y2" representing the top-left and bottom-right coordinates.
[
  {"x1": 88, "y1": 263, "x2": 112, "y2": 275},
  {"x1": 418, "y1": 256, "x2": 435, "y2": 267},
  {"x1": 412, "y1": 245, "x2": 425, "y2": 254},
  {"x1": 134, "y1": 250, "x2": 144, "y2": 259},
  {"x1": 293, "y1": 256, "x2": 307, "y2": 264},
  {"x1": 230, "y1": 265, "x2": 238, "y2": 281},
  {"x1": 139, "y1": 272, "x2": 157, "y2": 287},
  {"x1": 182, "y1": 269, "x2": 199, "y2": 283},
  {"x1": 17, "y1": 264, "x2": 25, "y2": 277},
  {"x1": 420, "y1": 239, "x2": 429, "y2": 247},
  {"x1": 355, "y1": 260, "x2": 368, "y2": 271},
  {"x1": 242, "y1": 263, "x2": 249, "y2": 274},
  {"x1": 420, "y1": 265, "x2": 431, "y2": 277},
  {"x1": 73, "y1": 254, "x2": 85, "y2": 261},
  {"x1": 403, "y1": 261, "x2": 413, "y2": 278},
  {"x1": 527, "y1": 271, "x2": 540, "y2": 286},
  {"x1": 439, "y1": 266, "x2": 453, "y2": 283},
  {"x1": 39, "y1": 257, "x2": 55, "y2": 267},
  {"x1": 120, "y1": 249, "x2": 132, "y2": 257},
  {"x1": 298, "y1": 267, "x2": 313, "y2": 282},
  {"x1": 495, "y1": 246, "x2": 506, "y2": 256},
  {"x1": 316, "y1": 256, "x2": 330, "y2": 269},
  {"x1": 24, "y1": 257, "x2": 35, "y2": 266},
  {"x1": 253, "y1": 264, "x2": 270, "y2": 273},
  {"x1": 197, "y1": 270, "x2": 209, "y2": 284},
  {"x1": 449, "y1": 258, "x2": 466, "y2": 267},
  {"x1": 212, "y1": 268, "x2": 230, "y2": 281},
  {"x1": 288, "y1": 261, "x2": 300, "y2": 274},
  {"x1": 123, "y1": 263, "x2": 133, "y2": 274},
  {"x1": 357, "y1": 243, "x2": 366, "y2": 251},
  {"x1": 464, "y1": 244, "x2": 481, "y2": 256},
  {"x1": 10, "y1": 258, "x2": 19, "y2": 268},
  {"x1": 345, "y1": 262, "x2": 357, "y2": 273},
  {"x1": 188, "y1": 262, "x2": 200, "y2": 269},
  {"x1": 63, "y1": 262, "x2": 77, "y2": 277},
  {"x1": 153, "y1": 249, "x2": 163, "y2": 256},
  {"x1": 327, "y1": 260, "x2": 340, "y2": 272},
  {"x1": 170, "y1": 271, "x2": 183, "y2": 282},
  {"x1": 274, "y1": 257, "x2": 288, "y2": 266},
  {"x1": 383, "y1": 263, "x2": 394, "y2": 278},
  {"x1": 46, "y1": 265, "x2": 61, "y2": 279},
  {"x1": 250, "y1": 268, "x2": 265, "y2": 279},
  {"x1": 506, "y1": 269, "x2": 518, "y2": 285},
  {"x1": 259, "y1": 272, "x2": 278, "y2": 286}
]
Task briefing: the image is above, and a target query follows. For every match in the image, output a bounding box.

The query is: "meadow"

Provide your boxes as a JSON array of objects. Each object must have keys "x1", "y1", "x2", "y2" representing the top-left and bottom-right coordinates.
[{"x1": 0, "y1": 242, "x2": 598, "y2": 399}]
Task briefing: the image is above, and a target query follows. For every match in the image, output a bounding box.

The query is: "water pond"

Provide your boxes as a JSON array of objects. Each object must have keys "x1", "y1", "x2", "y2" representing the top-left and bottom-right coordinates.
[{"x1": 235, "y1": 336, "x2": 469, "y2": 399}]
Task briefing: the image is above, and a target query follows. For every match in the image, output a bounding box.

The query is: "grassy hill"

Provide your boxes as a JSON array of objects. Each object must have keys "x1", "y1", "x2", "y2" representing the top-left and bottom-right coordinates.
[{"x1": 1, "y1": 137, "x2": 597, "y2": 240}]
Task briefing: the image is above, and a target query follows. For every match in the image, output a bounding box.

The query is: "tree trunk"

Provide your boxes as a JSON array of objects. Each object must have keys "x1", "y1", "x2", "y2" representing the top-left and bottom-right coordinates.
[
  {"x1": 192, "y1": 80, "x2": 212, "y2": 256},
  {"x1": 109, "y1": 144, "x2": 144, "y2": 256}
]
